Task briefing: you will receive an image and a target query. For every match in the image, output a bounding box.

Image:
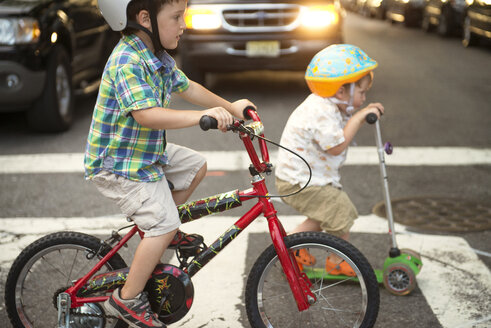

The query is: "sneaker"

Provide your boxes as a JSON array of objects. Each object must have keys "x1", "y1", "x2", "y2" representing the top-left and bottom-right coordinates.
[
  {"x1": 168, "y1": 230, "x2": 203, "y2": 249},
  {"x1": 104, "y1": 288, "x2": 165, "y2": 328},
  {"x1": 294, "y1": 249, "x2": 317, "y2": 266},
  {"x1": 325, "y1": 258, "x2": 356, "y2": 277}
]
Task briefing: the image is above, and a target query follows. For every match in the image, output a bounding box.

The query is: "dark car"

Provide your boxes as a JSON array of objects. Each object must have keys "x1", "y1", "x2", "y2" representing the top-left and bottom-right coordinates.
[
  {"x1": 462, "y1": 0, "x2": 491, "y2": 47},
  {"x1": 0, "y1": 0, "x2": 119, "y2": 132},
  {"x1": 179, "y1": 0, "x2": 344, "y2": 85},
  {"x1": 421, "y1": 0, "x2": 466, "y2": 36},
  {"x1": 386, "y1": 0, "x2": 425, "y2": 27},
  {"x1": 362, "y1": 0, "x2": 390, "y2": 19}
]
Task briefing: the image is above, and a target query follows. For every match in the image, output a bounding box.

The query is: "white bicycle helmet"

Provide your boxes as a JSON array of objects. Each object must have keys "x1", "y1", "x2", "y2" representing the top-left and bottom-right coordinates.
[
  {"x1": 98, "y1": 0, "x2": 164, "y2": 54},
  {"x1": 98, "y1": 0, "x2": 133, "y2": 31}
]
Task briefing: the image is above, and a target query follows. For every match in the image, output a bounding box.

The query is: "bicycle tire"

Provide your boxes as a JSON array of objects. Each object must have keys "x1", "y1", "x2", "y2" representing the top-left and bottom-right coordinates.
[
  {"x1": 245, "y1": 232, "x2": 380, "y2": 328},
  {"x1": 5, "y1": 231, "x2": 128, "y2": 328}
]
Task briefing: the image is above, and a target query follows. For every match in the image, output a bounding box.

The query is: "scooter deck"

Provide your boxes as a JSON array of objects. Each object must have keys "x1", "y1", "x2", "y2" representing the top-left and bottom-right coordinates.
[{"x1": 304, "y1": 268, "x2": 384, "y2": 283}]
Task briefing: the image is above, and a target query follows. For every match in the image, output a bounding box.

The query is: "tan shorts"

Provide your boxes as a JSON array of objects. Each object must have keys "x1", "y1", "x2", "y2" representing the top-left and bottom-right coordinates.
[
  {"x1": 91, "y1": 144, "x2": 206, "y2": 237},
  {"x1": 275, "y1": 177, "x2": 358, "y2": 237}
]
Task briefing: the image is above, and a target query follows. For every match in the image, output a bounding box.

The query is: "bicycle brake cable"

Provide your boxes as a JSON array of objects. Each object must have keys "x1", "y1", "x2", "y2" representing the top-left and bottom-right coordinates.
[{"x1": 232, "y1": 123, "x2": 312, "y2": 199}]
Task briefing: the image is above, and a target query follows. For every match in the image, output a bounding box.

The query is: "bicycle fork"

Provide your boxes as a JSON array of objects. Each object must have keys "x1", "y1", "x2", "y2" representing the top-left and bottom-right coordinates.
[
  {"x1": 253, "y1": 177, "x2": 316, "y2": 311},
  {"x1": 267, "y1": 214, "x2": 317, "y2": 310}
]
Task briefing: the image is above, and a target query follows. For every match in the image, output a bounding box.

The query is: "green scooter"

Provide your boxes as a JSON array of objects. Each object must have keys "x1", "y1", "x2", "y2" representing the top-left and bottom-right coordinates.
[
  {"x1": 305, "y1": 113, "x2": 423, "y2": 295},
  {"x1": 365, "y1": 112, "x2": 422, "y2": 295}
]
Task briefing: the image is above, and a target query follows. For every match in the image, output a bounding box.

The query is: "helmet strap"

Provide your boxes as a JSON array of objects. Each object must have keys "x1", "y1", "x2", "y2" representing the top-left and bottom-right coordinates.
[
  {"x1": 329, "y1": 83, "x2": 355, "y2": 116},
  {"x1": 126, "y1": 0, "x2": 164, "y2": 56},
  {"x1": 147, "y1": 0, "x2": 164, "y2": 55}
]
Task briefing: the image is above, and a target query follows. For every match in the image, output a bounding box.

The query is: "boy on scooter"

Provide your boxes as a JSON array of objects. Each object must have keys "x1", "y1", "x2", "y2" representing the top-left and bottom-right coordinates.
[{"x1": 275, "y1": 44, "x2": 384, "y2": 276}]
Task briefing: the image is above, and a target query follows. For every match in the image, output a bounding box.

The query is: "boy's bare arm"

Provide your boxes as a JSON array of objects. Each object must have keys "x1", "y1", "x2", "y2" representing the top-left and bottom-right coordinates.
[
  {"x1": 327, "y1": 103, "x2": 384, "y2": 156},
  {"x1": 131, "y1": 106, "x2": 233, "y2": 132},
  {"x1": 178, "y1": 80, "x2": 255, "y2": 119}
]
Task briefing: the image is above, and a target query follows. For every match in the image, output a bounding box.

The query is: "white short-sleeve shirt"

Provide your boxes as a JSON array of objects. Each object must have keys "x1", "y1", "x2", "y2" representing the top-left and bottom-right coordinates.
[{"x1": 275, "y1": 94, "x2": 350, "y2": 188}]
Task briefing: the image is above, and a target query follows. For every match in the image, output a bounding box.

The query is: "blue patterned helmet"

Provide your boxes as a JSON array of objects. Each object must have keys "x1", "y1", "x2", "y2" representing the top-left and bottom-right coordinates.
[{"x1": 305, "y1": 44, "x2": 378, "y2": 97}]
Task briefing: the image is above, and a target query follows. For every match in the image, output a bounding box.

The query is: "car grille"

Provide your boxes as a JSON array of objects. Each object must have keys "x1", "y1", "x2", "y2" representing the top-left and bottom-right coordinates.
[{"x1": 222, "y1": 7, "x2": 300, "y2": 28}]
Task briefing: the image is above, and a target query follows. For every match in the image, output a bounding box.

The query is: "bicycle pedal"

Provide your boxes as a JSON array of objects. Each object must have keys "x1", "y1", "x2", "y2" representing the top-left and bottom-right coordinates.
[{"x1": 168, "y1": 233, "x2": 204, "y2": 249}]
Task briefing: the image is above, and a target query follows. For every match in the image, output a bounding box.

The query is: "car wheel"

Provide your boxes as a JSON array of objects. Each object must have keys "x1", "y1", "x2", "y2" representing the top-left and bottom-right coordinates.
[
  {"x1": 462, "y1": 14, "x2": 478, "y2": 47},
  {"x1": 180, "y1": 55, "x2": 206, "y2": 86},
  {"x1": 421, "y1": 11, "x2": 434, "y2": 32},
  {"x1": 377, "y1": 7, "x2": 386, "y2": 20},
  {"x1": 27, "y1": 45, "x2": 74, "y2": 132},
  {"x1": 437, "y1": 9, "x2": 451, "y2": 37},
  {"x1": 404, "y1": 10, "x2": 417, "y2": 27}
]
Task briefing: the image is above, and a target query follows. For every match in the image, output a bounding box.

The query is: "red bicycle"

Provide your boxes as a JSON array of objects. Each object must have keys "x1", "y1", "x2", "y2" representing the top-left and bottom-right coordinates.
[{"x1": 5, "y1": 108, "x2": 379, "y2": 328}]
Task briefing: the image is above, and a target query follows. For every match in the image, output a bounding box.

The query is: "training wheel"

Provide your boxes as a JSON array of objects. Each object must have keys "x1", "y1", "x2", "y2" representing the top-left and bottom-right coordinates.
[{"x1": 383, "y1": 262, "x2": 416, "y2": 296}]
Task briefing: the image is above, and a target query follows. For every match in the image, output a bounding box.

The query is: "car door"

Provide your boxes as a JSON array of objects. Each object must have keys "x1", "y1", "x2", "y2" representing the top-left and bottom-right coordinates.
[{"x1": 67, "y1": 0, "x2": 108, "y2": 74}]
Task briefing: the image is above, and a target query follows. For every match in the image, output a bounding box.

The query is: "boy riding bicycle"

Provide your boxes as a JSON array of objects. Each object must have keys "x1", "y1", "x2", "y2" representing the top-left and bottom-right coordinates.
[
  {"x1": 275, "y1": 44, "x2": 384, "y2": 276},
  {"x1": 84, "y1": 0, "x2": 255, "y2": 327}
]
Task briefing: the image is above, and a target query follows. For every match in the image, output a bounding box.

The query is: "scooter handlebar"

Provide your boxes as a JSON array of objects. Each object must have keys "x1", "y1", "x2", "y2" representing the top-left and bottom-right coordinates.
[{"x1": 366, "y1": 113, "x2": 378, "y2": 124}]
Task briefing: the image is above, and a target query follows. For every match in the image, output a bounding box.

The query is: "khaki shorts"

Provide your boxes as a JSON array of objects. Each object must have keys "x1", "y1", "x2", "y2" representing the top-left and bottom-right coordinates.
[
  {"x1": 91, "y1": 144, "x2": 206, "y2": 237},
  {"x1": 275, "y1": 177, "x2": 358, "y2": 237}
]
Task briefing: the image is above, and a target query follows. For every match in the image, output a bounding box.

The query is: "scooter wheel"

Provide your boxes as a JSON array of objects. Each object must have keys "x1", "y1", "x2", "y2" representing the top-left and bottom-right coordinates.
[{"x1": 383, "y1": 263, "x2": 416, "y2": 296}]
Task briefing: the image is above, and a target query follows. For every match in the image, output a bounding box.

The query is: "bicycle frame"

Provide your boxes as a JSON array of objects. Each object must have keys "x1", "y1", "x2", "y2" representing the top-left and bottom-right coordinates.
[{"x1": 63, "y1": 109, "x2": 315, "y2": 314}]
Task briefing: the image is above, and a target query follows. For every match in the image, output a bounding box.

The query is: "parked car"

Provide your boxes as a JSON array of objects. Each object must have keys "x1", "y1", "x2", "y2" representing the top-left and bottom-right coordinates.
[
  {"x1": 179, "y1": 0, "x2": 344, "y2": 85},
  {"x1": 421, "y1": 0, "x2": 466, "y2": 36},
  {"x1": 462, "y1": 0, "x2": 491, "y2": 47},
  {"x1": 363, "y1": 0, "x2": 390, "y2": 19},
  {"x1": 0, "y1": 0, "x2": 119, "y2": 132},
  {"x1": 386, "y1": 0, "x2": 425, "y2": 27}
]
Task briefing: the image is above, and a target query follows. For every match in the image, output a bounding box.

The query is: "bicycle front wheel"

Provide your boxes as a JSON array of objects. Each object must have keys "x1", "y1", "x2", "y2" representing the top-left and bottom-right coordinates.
[
  {"x1": 245, "y1": 232, "x2": 379, "y2": 328},
  {"x1": 5, "y1": 231, "x2": 128, "y2": 328}
]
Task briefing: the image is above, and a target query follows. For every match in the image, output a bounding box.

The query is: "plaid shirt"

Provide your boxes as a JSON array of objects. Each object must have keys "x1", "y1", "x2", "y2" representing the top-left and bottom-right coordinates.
[{"x1": 84, "y1": 34, "x2": 189, "y2": 182}]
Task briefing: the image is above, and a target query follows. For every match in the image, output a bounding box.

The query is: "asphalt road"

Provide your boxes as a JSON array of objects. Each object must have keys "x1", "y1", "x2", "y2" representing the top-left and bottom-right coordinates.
[{"x1": 1, "y1": 12, "x2": 490, "y2": 328}]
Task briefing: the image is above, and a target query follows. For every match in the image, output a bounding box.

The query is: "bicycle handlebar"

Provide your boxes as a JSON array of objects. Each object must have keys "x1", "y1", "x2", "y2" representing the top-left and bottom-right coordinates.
[
  {"x1": 199, "y1": 107, "x2": 271, "y2": 174},
  {"x1": 199, "y1": 115, "x2": 218, "y2": 131},
  {"x1": 199, "y1": 106, "x2": 258, "y2": 131},
  {"x1": 366, "y1": 113, "x2": 378, "y2": 124}
]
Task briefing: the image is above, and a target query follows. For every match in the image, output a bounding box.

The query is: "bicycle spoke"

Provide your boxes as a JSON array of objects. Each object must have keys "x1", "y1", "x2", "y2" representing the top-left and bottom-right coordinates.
[
  {"x1": 40, "y1": 255, "x2": 69, "y2": 278},
  {"x1": 65, "y1": 249, "x2": 79, "y2": 285}
]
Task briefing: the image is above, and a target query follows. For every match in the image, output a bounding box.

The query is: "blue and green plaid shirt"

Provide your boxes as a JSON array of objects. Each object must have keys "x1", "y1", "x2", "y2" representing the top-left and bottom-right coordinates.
[{"x1": 84, "y1": 34, "x2": 189, "y2": 182}]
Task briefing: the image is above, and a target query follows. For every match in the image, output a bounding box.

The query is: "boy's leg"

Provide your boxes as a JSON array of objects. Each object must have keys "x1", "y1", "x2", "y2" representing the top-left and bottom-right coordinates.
[
  {"x1": 121, "y1": 230, "x2": 177, "y2": 299},
  {"x1": 290, "y1": 218, "x2": 322, "y2": 234},
  {"x1": 164, "y1": 143, "x2": 207, "y2": 205},
  {"x1": 171, "y1": 162, "x2": 207, "y2": 205}
]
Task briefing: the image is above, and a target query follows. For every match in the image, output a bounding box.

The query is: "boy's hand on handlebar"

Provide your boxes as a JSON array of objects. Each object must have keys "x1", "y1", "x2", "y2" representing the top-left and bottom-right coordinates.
[
  {"x1": 230, "y1": 99, "x2": 256, "y2": 119},
  {"x1": 204, "y1": 107, "x2": 233, "y2": 132},
  {"x1": 359, "y1": 103, "x2": 384, "y2": 121}
]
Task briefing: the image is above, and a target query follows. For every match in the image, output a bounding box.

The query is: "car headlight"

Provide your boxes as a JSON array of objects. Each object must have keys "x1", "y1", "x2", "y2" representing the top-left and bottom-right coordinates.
[
  {"x1": 300, "y1": 5, "x2": 339, "y2": 29},
  {"x1": 0, "y1": 17, "x2": 41, "y2": 45},
  {"x1": 185, "y1": 7, "x2": 221, "y2": 30}
]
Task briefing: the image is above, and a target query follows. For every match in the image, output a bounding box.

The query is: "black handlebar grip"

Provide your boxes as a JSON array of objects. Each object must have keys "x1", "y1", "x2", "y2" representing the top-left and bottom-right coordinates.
[
  {"x1": 199, "y1": 115, "x2": 218, "y2": 131},
  {"x1": 366, "y1": 113, "x2": 378, "y2": 124},
  {"x1": 243, "y1": 106, "x2": 256, "y2": 120}
]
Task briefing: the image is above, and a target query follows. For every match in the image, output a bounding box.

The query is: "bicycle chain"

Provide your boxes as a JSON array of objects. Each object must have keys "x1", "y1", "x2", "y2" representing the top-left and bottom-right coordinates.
[{"x1": 70, "y1": 311, "x2": 119, "y2": 320}]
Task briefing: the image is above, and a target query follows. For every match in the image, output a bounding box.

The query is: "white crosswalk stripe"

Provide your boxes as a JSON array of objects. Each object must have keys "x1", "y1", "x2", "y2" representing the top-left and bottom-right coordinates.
[{"x1": 0, "y1": 147, "x2": 490, "y2": 174}]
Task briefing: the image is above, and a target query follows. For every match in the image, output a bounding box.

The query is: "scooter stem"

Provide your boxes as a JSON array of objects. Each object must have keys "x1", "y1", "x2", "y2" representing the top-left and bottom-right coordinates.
[{"x1": 374, "y1": 120, "x2": 399, "y2": 252}]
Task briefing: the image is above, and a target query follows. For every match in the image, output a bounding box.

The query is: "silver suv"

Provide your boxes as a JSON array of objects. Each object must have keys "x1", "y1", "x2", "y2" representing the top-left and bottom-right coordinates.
[{"x1": 180, "y1": 1, "x2": 344, "y2": 84}]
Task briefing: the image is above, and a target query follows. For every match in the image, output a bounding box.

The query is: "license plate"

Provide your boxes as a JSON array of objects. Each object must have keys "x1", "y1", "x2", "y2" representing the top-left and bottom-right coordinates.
[{"x1": 246, "y1": 41, "x2": 280, "y2": 58}]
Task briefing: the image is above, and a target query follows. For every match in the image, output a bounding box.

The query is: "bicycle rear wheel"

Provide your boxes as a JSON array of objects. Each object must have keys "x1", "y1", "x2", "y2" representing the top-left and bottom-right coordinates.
[
  {"x1": 5, "y1": 231, "x2": 128, "y2": 328},
  {"x1": 245, "y1": 232, "x2": 379, "y2": 328}
]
